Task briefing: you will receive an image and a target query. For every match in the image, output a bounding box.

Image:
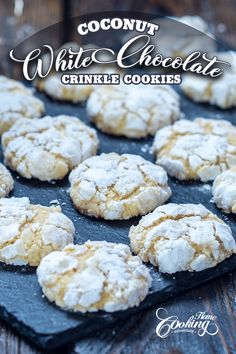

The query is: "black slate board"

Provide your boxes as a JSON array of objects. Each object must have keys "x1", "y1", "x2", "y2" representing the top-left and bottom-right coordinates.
[{"x1": 0, "y1": 86, "x2": 235, "y2": 350}]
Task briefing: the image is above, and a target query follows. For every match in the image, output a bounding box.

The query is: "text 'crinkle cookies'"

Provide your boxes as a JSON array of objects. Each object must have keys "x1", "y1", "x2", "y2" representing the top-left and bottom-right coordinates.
[
  {"x1": 181, "y1": 51, "x2": 236, "y2": 109},
  {"x1": 129, "y1": 203, "x2": 236, "y2": 274},
  {"x1": 0, "y1": 163, "x2": 14, "y2": 197},
  {"x1": 0, "y1": 197, "x2": 74, "y2": 266},
  {"x1": 0, "y1": 75, "x2": 44, "y2": 134},
  {"x1": 2, "y1": 115, "x2": 99, "y2": 181},
  {"x1": 37, "y1": 241, "x2": 151, "y2": 313},
  {"x1": 69, "y1": 153, "x2": 171, "y2": 220},
  {"x1": 87, "y1": 84, "x2": 180, "y2": 138},
  {"x1": 152, "y1": 118, "x2": 236, "y2": 181},
  {"x1": 212, "y1": 166, "x2": 236, "y2": 214}
]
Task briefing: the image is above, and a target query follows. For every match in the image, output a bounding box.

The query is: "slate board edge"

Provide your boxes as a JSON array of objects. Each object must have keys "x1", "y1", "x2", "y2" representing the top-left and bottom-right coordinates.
[{"x1": 1, "y1": 255, "x2": 236, "y2": 349}]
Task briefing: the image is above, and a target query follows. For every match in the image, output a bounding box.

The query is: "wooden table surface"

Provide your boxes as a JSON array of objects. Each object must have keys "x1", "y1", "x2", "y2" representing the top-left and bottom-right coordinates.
[{"x1": 0, "y1": 1, "x2": 236, "y2": 353}]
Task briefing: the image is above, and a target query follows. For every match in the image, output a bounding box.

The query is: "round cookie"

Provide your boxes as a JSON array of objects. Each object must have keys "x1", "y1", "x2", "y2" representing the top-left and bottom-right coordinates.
[
  {"x1": 152, "y1": 118, "x2": 236, "y2": 181},
  {"x1": 37, "y1": 241, "x2": 151, "y2": 313},
  {"x1": 0, "y1": 163, "x2": 14, "y2": 197},
  {"x1": 129, "y1": 203, "x2": 236, "y2": 274},
  {"x1": 0, "y1": 91, "x2": 44, "y2": 134},
  {"x1": 181, "y1": 51, "x2": 236, "y2": 109},
  {"x1": 0, "y1": 197, "x2": 75, "y2": 266},
  {"x1": 2, "y1": 115, "x2": 99, "y2": 181},
  {"x1": 212, "y1": 166, "x2": 236, "y2": 214},
  {"x1": 36, "y1": 42, "x2": 119, "y2": 103},
  {"x1": 156, "y1": 16, "x2": 215, "y2": 58},
  {"x1": 36, "y1": 73, "x2": 93, "y2": 103},
  {"x1": 0, "y1": 75, "x2": 32, "y2": 94},
  {"x1": 86, "y1": 84, "x2": 180, "y2": 138},
  {"x1": 69, "y1": 153, "x2": 171, "y2": 220}
]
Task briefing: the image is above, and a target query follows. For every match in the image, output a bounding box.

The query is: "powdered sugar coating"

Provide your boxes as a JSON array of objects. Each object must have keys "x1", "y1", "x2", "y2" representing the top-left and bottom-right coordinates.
[
  {"x1": 158, "y1": 16, "x2": 215, "y2": 58},
  {"x1": 0, "y1": 163, "x2": 14, "y2": 197},
  {"x1": 37, "y1": 65, "x2": 119, "y2": 103},
  {"x1": 69, "y1": 153, "x2": 171, "y2": 220},
  {"x1": 129, "y1": 203, "x2": 236, "y2": 273},
  {"x1": 37, "y1": 73, "x2": 93, "y2": 103},
  {"x1": 0, "y1": 197, "x2": 74, "y2": 266},
  {"x1": 87, "y1": 84, "x2": 180, "y2": 138},
  {"x1": 37, "y1": 241, "x2": 151, "y2": 312},
  {"x1": 0, "y1": 91, "x2": 44, "y2": 134},
  {"x1": 152, "y1": 118, "x2": 236, "y2": 181},
  {"x1": 0, "y1": 75, "x2": 32, "y2": 95},
  {"x1": 2, "y1": 115, "x2": 99, "y2": 181},
  {"x1": 212, "y1": 166, "x2": 236, "y2": 213},
  {"x1": 181, "y1": 51, "x2": 236, "y2": 108}
]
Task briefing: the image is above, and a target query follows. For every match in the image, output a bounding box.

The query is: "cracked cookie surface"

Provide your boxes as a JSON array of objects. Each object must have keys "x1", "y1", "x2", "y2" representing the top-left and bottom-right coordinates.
[
  {"x1": 152, "y1": 118, "x2": 236, "y2": 181},
  {"x1": 2, "y1": 115, "x2": 99, "y2": 181},
  {"x1": 0, "y1": 163, "x2": 14, "y2": 197},
  {"x1": 129, "y1": 203, "x2": 236, "y2": 273},
  {"x1": 0, "y1": 91, "x2": 45, "y2": 135},
  {"x1": 212, "y1": 166, "x2": 236, "y2": 214},
  {"x1": 181, "y1": 51, "x2": 236, "y2": 108},
  {"x1": 69, "y1": 153, "x2": 172, "y2": 220},
  {"x1": 0, "y1": 197, "x2": 75, "y2": 266},
  {"x1": 0, "y1": 75, "x2": 32, "y2": 94},
  {"x1": 37, "y1": 241, "x2": 151, "y2": 312},
  {"x1": 36, "y1": 67, "x2": 118, "y2": 103},
  {"x1": 86, "y1": 84, "x2": 180, "y2": 138},
  {"x1": 37, "y1": 73, "x2": 93, "y2": 103}
]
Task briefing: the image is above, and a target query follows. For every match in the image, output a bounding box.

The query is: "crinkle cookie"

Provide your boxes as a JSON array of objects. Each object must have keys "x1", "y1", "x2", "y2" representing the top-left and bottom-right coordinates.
[
  {"x1": 157, "y1": 16, "x2": 215, "y2": 58},
  {"x1": 37, "y1": 241, "x2": 151, "y2": 312},
  {"x1": 0, "y1": 197, "x2": 74, "y2": 266},
  {"x1": 0, "y1": 163, "x2": 14, "y2": 197},
  {"x1": 152, "y1": 118, "x2": 236, "y2": 181},
  {"x1": 0, "y1": 91, "x2": 44, "y2": 134},
  {"x1": 86, "y1": 84, "x2": 180, "y2": 138},
  {"x1": 36, "y1": 42, "x2": 118, "y2": 103},
  {"x1": 181, "y1": 51, "x2": 236, "y2": 109},
  {"x1": 69, "y1": 153, "x2": 171, "y2": 220},
  {"x1": 36, "y1": 67, "x2": 119, "y2": 104},
  {"x1": 212, "y1": 166, "x2": 236, "y2": 214},
  {"x1": 36, "y1": 73, "x2": 93, "y2": 103},
  {"x1": 0, "y1": 75, "x2": 32, "y2": 94},
  {"x1": 2, "y1": 115, "x2": 99, "y2": 181},
  {"x1": 129, "y1": 203, "x2": 236, "y2": 274}
]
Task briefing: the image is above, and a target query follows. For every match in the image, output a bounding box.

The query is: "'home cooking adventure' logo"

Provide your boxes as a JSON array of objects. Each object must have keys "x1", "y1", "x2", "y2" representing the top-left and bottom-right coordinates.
[{"x1": 155, "y1": 308, "x2": 219, "y2": 338}]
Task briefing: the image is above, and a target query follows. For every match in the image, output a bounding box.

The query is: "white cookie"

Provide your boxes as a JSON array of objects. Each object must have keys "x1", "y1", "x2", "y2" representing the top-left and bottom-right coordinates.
[
  {"x1": 0, "y1": 163, "x2": 14, "y2": 197},
  {"x1": 212, "y1": 166, "x2": 236, "y2": 213},
  {"x1": 157, "y1": 16, "x2": 215, "y2": 58},
  {"x1": 36, "y1": 63, "x2": 119, "y2": 103},
  {"x1": 37, "y1": 241, "x2": 151, "y2": 312},
  {"x1": 0, "y1": 75, "x2": 32, "y2": 94},
  {"x1": 69, "y1": 153, "x2": 171, "y2": 220},
  {"x1": 0, "y1": 197, "x2": 74, "y2": 266},
  {"x1": 2, "y1": 115, "x2": 99, "y2": 181},
  {"x1": 36, "y1": 73, "x2": 93, "y2": 103},
  {"x1": 0, "y1": 91, "x2": 44, "y2": 134},
  {"x1": 181, "y1": 51, "x2": 236, "y2": 108},
  {"x1": 173, "y1": 15, "x2": 209, "y2": 31},
  {"x1": 123, "y1": 16, "x2": 215, "y2": 59},
  {"x1": 152, "y1": 118, "x2": 236, "y2": 181},
  {"x1": 87, "y1": 84, "x2": 180, "y2": 138},
  {"x1": 129, "y1": 203, "x2": 236, "y2": 274}
]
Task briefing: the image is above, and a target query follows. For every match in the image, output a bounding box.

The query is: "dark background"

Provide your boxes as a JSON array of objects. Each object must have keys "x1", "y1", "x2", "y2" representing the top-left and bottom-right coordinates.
[{"x1": 0, "y1": 1, "x2": 236, "y2": 354}]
